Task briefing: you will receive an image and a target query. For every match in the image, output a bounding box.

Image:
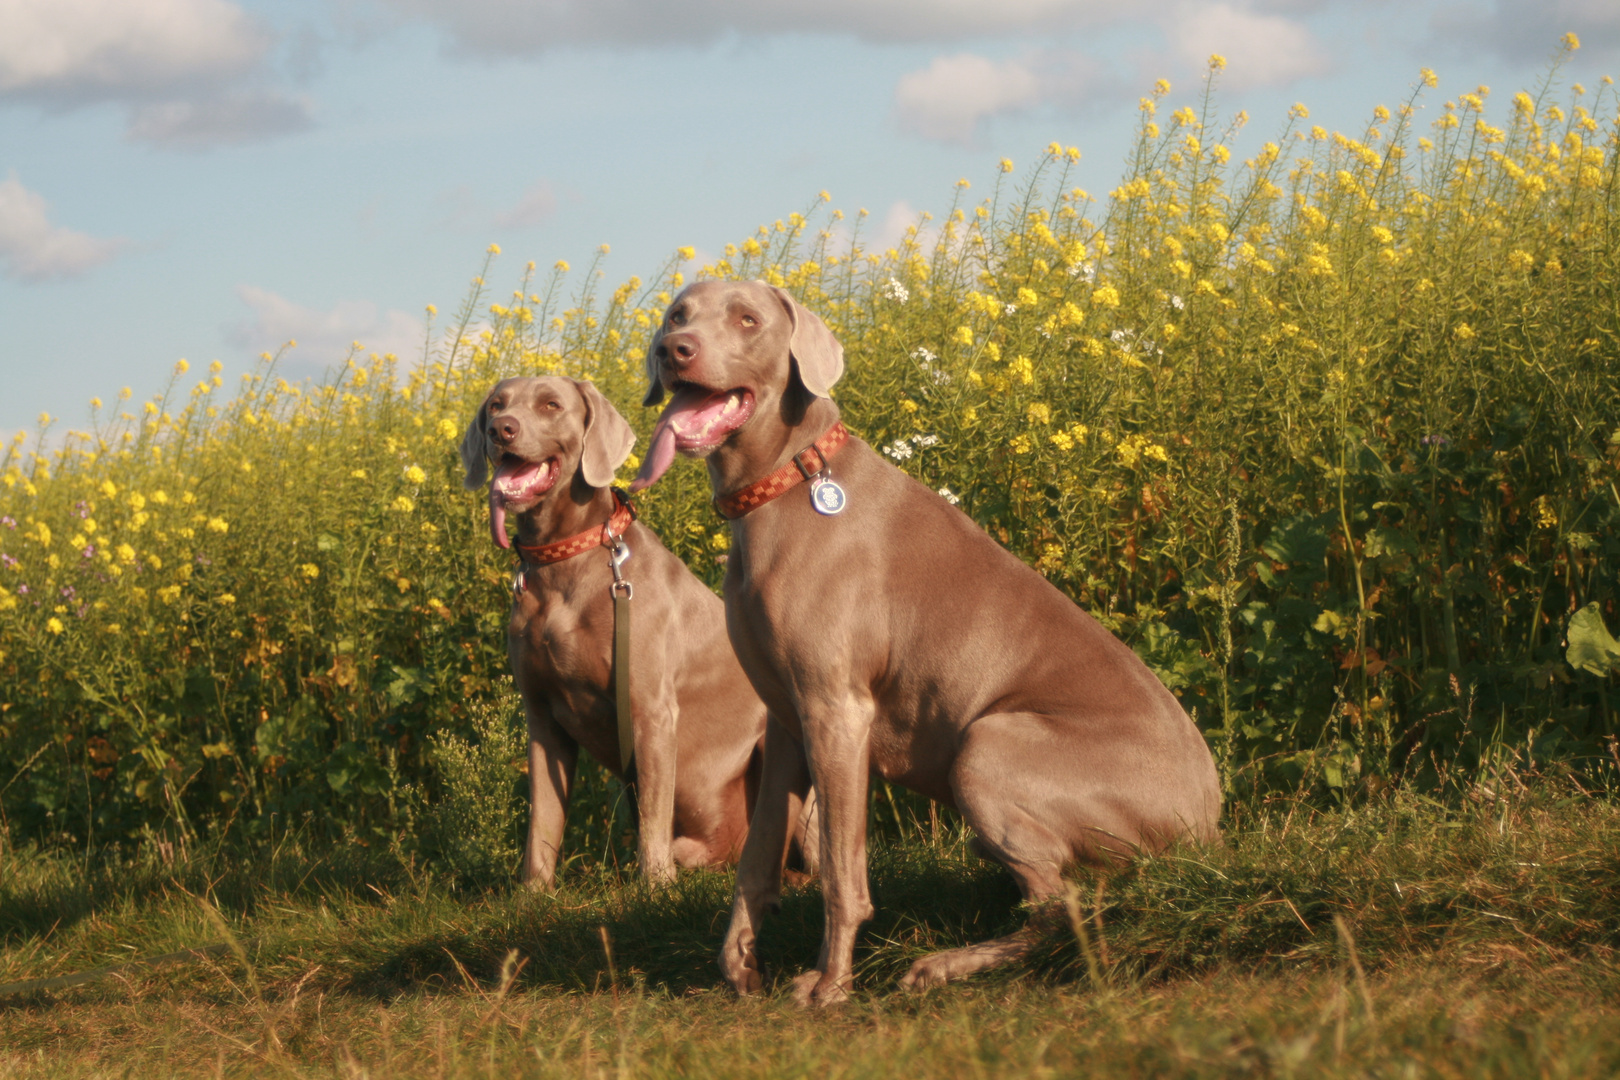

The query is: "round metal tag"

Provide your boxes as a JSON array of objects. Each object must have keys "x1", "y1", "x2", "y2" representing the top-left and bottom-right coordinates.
[{"x1": 810, "y1": 478, "x2": 847, "y2": 516}]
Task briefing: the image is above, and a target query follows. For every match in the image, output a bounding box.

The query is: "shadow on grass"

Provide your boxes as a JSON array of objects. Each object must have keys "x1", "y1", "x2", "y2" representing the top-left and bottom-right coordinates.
[{"x1": 339, "y1": 840, "x2": 1024, "y2": 998}]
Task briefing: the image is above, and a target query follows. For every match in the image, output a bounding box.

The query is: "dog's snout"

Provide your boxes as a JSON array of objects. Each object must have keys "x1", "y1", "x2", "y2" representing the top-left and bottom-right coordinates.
[
  {"x1": 490, "y1": 415, "x2": 520, "y2": 444},
  {"x1": 663, "y1": 332, "x2": 699, "y2": 369}
]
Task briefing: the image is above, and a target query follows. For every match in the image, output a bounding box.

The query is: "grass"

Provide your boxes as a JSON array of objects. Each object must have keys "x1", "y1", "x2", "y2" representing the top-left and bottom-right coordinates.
[{"x1": 3, "y1": 769, "x2": 1617, "y2": 1077}]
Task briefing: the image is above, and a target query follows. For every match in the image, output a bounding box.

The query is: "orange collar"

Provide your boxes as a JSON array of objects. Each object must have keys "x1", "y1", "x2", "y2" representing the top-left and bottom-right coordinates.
[
  {"x1": 515, "y1": 488, "x2": 636, "y2": 564},
  {"x1": 714, "y1": 422, "x2": 849, "y2": 520}
]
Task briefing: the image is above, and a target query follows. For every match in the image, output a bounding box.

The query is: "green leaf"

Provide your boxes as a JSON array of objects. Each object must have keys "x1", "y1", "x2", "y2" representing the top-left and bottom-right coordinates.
[{"x1": 1565, "y1": 603, "x2": 1620, "y2": 677}]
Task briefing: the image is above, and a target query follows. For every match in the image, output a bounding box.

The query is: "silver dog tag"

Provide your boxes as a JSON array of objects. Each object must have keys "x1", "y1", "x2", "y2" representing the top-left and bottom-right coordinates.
[{"x1": 810, "y1": 477, "x2": 846, "y2": 516}]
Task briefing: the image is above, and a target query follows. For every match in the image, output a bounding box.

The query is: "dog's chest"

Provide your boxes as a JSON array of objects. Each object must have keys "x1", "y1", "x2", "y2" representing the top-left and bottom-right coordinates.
[{"x1": 509, "y1": 589, "x2": 610, "y2": 689}]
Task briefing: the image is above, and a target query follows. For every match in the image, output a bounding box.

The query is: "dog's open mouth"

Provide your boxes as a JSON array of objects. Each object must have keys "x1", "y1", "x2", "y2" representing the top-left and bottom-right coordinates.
[
  {"x1": 488, "y1": 455, "x2": 559, "y2": 548},
  {"x1": 630, "y1": 384, "x2": 754, "y2": 491}
]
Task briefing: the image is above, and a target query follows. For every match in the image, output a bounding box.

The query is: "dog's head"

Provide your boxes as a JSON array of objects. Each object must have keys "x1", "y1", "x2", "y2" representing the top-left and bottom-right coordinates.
[
  {"x1": 460, "y1": 376, "x2": 636, "y2": 548},
  {"x1": 631, "y1": 280, "x2": 843, "y2": 491}
]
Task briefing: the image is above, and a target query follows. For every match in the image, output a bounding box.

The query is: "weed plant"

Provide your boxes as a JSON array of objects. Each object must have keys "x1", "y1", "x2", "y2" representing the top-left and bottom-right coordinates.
[{"x1": 1, "y1": 41, "x2": 1619, "y2": 852}]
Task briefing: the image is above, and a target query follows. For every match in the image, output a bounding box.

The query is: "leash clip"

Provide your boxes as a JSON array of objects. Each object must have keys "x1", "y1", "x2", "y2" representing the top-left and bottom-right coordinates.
[{"x1": 608, "y1": 536, "x2": 633, "y2": 599}]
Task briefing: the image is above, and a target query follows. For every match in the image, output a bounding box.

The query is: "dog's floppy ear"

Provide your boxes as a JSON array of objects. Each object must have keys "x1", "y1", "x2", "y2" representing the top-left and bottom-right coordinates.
[
  {"x1": 770, "y1": 285, "x2": 844, "y2": 398},
  {"x1": 642, "y1": 321, "x2": 667, "y2": 407},
  {"x1": 459, "y1": 400, "x2": 492, "y2": 489},
  {"x1": 575, "y1": 379, "x2": 637, "y2": 488}
]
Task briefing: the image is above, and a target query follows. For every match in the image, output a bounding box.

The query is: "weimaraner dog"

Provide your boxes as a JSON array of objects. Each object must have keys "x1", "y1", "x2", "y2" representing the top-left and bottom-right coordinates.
[
  {"x1": 462, "y1": 375, "x2": 813, "y2": 886},
  {"x1": 630, "y1": 281, "x2": 1221, "y2": 1004}
]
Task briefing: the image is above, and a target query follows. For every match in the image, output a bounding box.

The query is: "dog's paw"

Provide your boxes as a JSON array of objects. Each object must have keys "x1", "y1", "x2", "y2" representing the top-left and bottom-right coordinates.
[
  {"x1": 791, "y1": 970, "x2": 849, "y2": 1008},
  {"x1": 720, "y1": 949, "x2": 765, "y2": 996},
  {"x1": 898, "y1": 954, "x2": 955, "y2": 991}
]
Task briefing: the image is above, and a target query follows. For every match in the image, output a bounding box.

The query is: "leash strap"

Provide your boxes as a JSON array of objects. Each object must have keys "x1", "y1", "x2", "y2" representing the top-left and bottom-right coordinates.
[
  {"x1": 609, "y1": 538, "x2": 635, "y2": 775},
  {"x1": 509, "y1": 489, "x2": 639, "y2": 776},
  {"x1": 713, "y1": 421, "x2": 850, "y2": 519}
]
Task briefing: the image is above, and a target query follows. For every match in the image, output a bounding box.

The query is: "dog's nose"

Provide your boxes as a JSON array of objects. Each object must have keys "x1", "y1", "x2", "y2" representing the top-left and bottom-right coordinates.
[
  {"x1": 663, "y1": 333, "x2": 698, "y2": 370},
  {"x1": 490, "y1": 416, "x2": 520, "y2": 444}
]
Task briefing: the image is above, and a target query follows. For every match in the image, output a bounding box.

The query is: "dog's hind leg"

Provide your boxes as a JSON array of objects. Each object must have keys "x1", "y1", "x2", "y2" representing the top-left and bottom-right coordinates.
[{"x1": 899, "y1": 711, "x2": 1126, "y2": 989}]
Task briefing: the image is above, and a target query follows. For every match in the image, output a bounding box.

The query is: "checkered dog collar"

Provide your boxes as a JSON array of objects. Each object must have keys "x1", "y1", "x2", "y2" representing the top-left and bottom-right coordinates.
[
  {"x1": 515, "y1": 488, "x2": 636, "y2": 564},
  {"x1": 713, "y1": 422, "x2": 849, "y2": 520}
]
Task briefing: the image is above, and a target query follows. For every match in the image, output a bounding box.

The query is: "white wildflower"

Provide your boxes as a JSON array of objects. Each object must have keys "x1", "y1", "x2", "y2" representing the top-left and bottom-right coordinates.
[
  {"x1": 882, "y1": 278, "x2": 910, "y2": 303},
  {"x1": 937, "y1": 487, "x2": 960, "y2": 505},
  {"x1": 1171, "y1": 295, "x2": 1185, "y2": 310},
  {"x1": 883, "y1": 439, "x2": 914, "y2": 461}
]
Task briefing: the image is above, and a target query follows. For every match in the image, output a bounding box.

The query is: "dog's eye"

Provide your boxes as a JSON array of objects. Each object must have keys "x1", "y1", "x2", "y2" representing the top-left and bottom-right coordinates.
[
  {"x1": 668, "y1": 309, "x2": 686, "y2": 327},
  {"x1": 740, "y1": 314, "x2": 758, "y2": 327},
  {"x1": 545, "y1": 400, "x2": 561, "y2": 411}
]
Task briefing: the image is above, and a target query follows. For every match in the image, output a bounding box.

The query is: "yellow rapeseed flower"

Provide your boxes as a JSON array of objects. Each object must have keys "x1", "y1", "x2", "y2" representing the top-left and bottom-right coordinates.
[
  {"x1": 1209, "y1": 53, "x2": 1226, "y2": 71},
  {"x1": 301, "y1": 563, "x2": 320, "y2": 580},
  {"x1": 207, "y1": 517, "x2": 229, "y2": 534},
  {"x1": 46, "y1": 617, "x2": 64, "y2": 635},
  {"x1": 1454, "y1": 323, "x2": 1476, "y2": 342},
  {"x1": 174, "y1": 359, "x2": 189, "y2": 375},
  {"x1": 1000, "y1": 158, "x2": 1014, "y2": 173},
  {"x1": 1563, "y1": 32, "x2": 1580, "y2": 51},
  {"x1": 404, "y1": 464, "x2": 427, "y2": 485},
  {"x1": 393, "y1": 496, "x2": 415, "y2": 513},
  {"x1": 1091, "y1": 285, "x2": 1121, "y2": 308},
  {"x1": 487, "y1": 243, "x2": 501, "y2": 255},
  {"x1": 954, "y1": 326, "x2": 975, "y2": 346},
  {"x1": 678, "y1": 246, "x2": 695, "y2": 260},
  {"x1": 116, "y1": 543, "x2": 135, "y2": 564},
  {"x1": 1026, "y1": 403, "x2": 1052, "y2": 425}
]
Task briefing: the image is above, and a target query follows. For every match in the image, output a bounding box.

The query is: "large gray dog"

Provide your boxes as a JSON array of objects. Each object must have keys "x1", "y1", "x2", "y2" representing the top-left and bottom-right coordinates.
[{"x1": 630, "y1": 281, "x2": 1221, "y2": 1004}]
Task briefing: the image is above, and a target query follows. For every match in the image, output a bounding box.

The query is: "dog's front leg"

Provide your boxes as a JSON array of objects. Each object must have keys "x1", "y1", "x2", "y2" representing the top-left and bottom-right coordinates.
[
  {"x1": 720, "y1": 713, "x2": 812, "y2": 995},
  {"x1": 632, "y1": 693, "x2": 679, "y2": 885},
  {"x1": 791, "y1": 688, "x2": 876, "y2": 1007},
  {"x1": 521, "y1": 703, "x2": 577, "y2": 890}
]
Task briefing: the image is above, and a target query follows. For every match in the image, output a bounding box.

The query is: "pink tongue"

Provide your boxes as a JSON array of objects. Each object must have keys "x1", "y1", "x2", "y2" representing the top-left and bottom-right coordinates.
[
  {"x1": 631, "y1": 385, "x2": 729, "y2": 492},
  {"x1": 630, "y1": 422, "x2": 677, "y2": 492},
  {"x1": 489, "y1": 486, "x2": 510, "y2": 549}
]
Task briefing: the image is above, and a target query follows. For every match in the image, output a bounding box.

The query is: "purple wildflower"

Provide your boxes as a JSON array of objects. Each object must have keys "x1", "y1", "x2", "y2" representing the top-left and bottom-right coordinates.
[
  {"x1": 0, "y1": 553, "x2": 16, "y2": 569},
  {"x1": 81, "y1": 545, "x2": 96, "y2": 560},
  {"x1": 17, "y1": 583, "x2": 29, "y2": 595},
  {"x1": 74, "y1": 501, "x2": 90, "y2": 519},
  {"x1": 1, "y1": 515, "x2": 14, "y2": 529}
]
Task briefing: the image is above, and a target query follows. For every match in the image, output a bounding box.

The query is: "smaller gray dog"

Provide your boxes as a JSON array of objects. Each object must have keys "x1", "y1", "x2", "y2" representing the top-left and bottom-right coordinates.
[{"x1": 461, "y1": 375, "x2": 800, "y2": 886}]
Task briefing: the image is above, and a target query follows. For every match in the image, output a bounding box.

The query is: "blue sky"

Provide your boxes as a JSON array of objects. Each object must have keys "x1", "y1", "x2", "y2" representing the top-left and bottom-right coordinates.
[{"x1": 2, "y1": 0, "x2": 1615, "y2": 439}]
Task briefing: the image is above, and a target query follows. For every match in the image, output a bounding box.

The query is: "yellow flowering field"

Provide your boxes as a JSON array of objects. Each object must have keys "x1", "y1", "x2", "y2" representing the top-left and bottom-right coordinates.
[{"x1": 2, "y1": 41, "x2": 1618, "y2": 851}]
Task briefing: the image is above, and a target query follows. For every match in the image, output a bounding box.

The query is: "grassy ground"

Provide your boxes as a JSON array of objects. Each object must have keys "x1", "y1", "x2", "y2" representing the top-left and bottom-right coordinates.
[{"x1": 2, "y1": 770, "x2": 1617, "y2": 1077}]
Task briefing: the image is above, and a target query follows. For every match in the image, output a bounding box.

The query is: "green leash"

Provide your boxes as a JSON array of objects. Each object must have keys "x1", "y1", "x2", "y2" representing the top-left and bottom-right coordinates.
[{"x1": 609, "y1": 536, "x2": 635, "y2": 776}]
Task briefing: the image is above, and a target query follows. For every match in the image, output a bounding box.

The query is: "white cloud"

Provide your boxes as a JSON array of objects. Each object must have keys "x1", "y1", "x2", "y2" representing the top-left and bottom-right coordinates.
[
  {"x1": 127, "y1": 91, "x2": 313, "y2": 147},
  {"x1": 894, "y1": 48, "x2": 1113, "y2": 144},
  {"x1": 0, "y1": 0, "x2": 268, "y2": 100},
  {"x1": 0, "y1": 0, "x2": 312, "y2": 147},
  {"x1": 493, "y1": 182, "x2": 558, "y2": 229},
  {"x1": 895, "y1": 54, "x2": 1042, "y2": 143},
  {"x1": 1430, "y1": 0, "x2": 1620, "y2": 61},
  {"x1": 230, "y1": 285, "x2": 428, "y2": 370},
  {"x1": 0, "y1": 173, "x2": 126, "y2": 282},
  {"x1": 1163, "y1": 2, "x2": 1331, "y2": 89},
  {"x1": 380, "y1": 0, "x2": 1120, "y2": 53}
]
